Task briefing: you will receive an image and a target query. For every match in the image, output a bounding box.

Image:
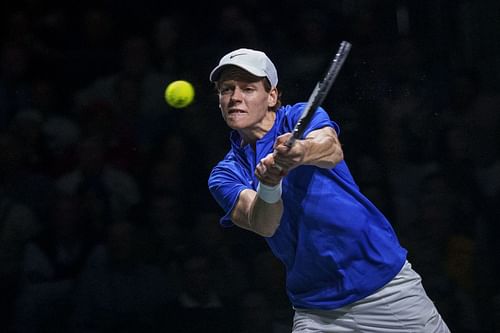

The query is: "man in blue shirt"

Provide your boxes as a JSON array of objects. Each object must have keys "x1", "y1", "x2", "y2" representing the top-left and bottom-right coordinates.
[{"x1": 208, "y1": 48, "x2": 450, "y2": 332}]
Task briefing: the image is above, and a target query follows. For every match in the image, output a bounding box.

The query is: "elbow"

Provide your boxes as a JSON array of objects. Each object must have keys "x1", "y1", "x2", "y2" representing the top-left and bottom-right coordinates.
[
  {"x1": 256, "y1": 225, "x2": 279, "y2": 238},
  {"x1": 324, "y1": 142, "x2": 344, "y2": 168},
  {"x1": 336, "y1": 147, "x2": 344, "y2": 164},
  {"x1": 251, "y1": 214, "x2": 280, "y2": 237},
  {"x1": 325, "y1": 133, "x2": 344, "y2": 167},
  {"x1": 331, "y1": 135, "x2": 344, "y2": 165},
  {"x1": 249, "y1": 199, "x2": 283, "y2": 237},
  {"x1": 251, "y1": 217, "x2": 280, "y2": 237}
]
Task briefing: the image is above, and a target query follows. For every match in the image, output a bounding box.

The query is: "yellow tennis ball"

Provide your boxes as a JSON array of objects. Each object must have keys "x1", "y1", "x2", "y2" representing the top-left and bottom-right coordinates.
[{"x1": 164, "y1": 80, "x2": 195, "y2": 108}]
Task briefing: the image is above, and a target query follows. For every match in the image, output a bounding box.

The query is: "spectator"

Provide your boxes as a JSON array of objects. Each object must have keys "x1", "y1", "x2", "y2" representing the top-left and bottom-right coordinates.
[
  {"x1": 55, "y1": 135, "x2": 141, "y2": 231},
  {"x1": 14, "y1": 193, "x2": 97, "y2": 333},
  {"x1": 170, "y1": 247, "x2": 235, "y2": 333},
  {"x1": 190, "y1": 211, "x2": 250, "y2": 304},
  {"x1": 236, "y1": 289, "x2": 290, "y2": 333},
  {"x1": 0, "y1": 187, "x2": 40, "y2": 332},
  {"x1": 73, "y1": 34, "x2": 171, "y2": 153},
  {"x1": 71, "y1": 221, "x2": 173, "y2": 333},
  {"x1": 0, "y1": 42, "x2": 32, "y2": 129}
]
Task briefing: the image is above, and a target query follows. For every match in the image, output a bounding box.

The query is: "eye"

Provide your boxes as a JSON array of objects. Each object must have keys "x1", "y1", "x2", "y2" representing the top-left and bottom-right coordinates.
[{"x1": 219, "y1": 86, "x2": 233, "y2": 95}]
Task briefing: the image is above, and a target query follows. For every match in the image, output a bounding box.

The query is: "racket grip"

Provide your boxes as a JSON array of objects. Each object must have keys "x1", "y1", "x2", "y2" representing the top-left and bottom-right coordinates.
[
  {"x1": 271, "y1": 149, "x2": 283, "y2": 171},
  {"x1": 285, "y1": 136, "x2": 296, "y2": 148}
]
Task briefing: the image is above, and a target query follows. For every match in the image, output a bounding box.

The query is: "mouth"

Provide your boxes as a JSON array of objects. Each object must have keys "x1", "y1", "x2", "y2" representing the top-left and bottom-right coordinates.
[
  {"x1": 228, "y1": 108, "x2": 246, "y2": 115},
  {"x1": 226, "y1": 109, "x2": 248, "y2": 121}
]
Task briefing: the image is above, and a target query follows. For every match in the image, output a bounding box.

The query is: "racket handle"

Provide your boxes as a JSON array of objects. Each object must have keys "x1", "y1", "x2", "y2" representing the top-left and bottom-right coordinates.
[{"x1": 285, "y1": 136, "x2": 296, "y2": 148}]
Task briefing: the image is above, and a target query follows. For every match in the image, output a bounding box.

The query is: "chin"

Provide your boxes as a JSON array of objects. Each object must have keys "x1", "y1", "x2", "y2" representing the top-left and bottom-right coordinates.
[{"x1": 226, "y1": 119, "x2": 248, "y2": 130}]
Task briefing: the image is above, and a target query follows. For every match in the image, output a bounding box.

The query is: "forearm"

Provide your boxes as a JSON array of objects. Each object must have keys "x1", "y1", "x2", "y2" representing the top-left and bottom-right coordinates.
[
  {"x1": 301, "y1": 128, "x2": 344, "y2": 169},
  {"x1": 249, "y1": 195, "x2": 283, "y2": 237},
  {"x1": 274, "y1": 127, "x2": 344, "y2": 170},
  {"x1": 231, "y1": 188, "x2": 283, "y2": 237}
]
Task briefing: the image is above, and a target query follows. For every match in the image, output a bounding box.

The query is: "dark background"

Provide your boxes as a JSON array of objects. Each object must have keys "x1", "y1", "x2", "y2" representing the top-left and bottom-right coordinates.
[{"x1": 0, "y1": 0, "x2": 499, "y2": 332}]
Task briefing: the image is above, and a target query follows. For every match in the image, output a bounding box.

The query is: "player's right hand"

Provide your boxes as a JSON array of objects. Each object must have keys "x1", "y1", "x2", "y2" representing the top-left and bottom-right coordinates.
[
  {"x1": 255, "y1": 153, "x2": 285, "y2": 186},
  {"x1": 273, "y1": 133, "x2": 305, "y2": 171}
]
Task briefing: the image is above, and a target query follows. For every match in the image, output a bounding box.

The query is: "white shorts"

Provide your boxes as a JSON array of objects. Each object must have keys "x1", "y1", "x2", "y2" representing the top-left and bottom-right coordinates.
[{"x1": 292, "y1": 261, "x2": 450, "y2": 333}]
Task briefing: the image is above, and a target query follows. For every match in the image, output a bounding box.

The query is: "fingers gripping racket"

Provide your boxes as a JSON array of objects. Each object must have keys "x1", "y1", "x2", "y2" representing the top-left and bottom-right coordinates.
[{"x1": 285, "y1": 41, "x2": 352, "y2": 147}]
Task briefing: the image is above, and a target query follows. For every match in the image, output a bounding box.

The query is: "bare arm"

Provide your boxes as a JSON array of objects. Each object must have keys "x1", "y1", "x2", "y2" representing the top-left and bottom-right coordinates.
[
  {"x1": 230, "y1": 188, "x2": 283, "y2": 237},
  {"x1": 229, "y1": 126, "x2": 342, "y2": 237},
  {"x1": 274, "y1": 126, "x2": 344, "y2": 170}
]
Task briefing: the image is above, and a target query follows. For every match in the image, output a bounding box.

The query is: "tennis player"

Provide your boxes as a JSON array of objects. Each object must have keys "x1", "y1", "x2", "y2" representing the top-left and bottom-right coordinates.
[{"x1": 207, "y1": 48, "x2": 450, "y2": 332}]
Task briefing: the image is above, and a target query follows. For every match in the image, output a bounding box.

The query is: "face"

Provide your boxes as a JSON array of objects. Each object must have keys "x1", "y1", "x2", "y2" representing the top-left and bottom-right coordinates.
[{"x1": 218, "y1": 78, "x2": 277, "y2": 142}]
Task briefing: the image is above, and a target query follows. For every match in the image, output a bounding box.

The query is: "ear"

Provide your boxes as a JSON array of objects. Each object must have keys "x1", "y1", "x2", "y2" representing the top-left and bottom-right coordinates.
[{"x1": 268, "y1": 87, "x2": 278, "y2": 108}]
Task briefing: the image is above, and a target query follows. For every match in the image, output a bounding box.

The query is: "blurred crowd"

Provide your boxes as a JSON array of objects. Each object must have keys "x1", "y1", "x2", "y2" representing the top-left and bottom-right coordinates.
[{"x1": 0, "y1": 1, "x2": 499, "y2": 332}]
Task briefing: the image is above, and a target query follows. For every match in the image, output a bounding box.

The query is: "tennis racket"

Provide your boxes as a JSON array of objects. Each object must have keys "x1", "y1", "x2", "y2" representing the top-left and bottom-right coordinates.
[{"x1": 285, "y1": 40, "x2": 352, "y2": 147}]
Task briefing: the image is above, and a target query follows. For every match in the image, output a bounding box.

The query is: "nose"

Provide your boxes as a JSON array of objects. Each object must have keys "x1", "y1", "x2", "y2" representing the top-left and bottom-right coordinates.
[{"x1": 230, "y1": 86, "x2": 244, "y2": 100}]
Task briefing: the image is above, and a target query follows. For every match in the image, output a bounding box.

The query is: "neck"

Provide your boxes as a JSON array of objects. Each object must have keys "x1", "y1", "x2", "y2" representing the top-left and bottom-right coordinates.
[{"x1": 239, "y1": 111, "x2": 276, "y2": 148}]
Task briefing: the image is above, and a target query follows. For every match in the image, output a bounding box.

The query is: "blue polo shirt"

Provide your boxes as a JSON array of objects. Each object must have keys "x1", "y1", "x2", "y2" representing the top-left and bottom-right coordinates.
[{"x1": 208, "y1": 103, "x2": 407, "y2": 310}]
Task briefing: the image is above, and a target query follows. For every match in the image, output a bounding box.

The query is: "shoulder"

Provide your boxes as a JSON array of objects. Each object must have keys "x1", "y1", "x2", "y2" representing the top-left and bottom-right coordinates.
[
  {"x1": 278, "y1": 102, "x2": 307, "y2": 118},
  {"x1": 210, "y1": 156, "x2": 236, "y2": 175},
  {"x1": 211, "y1": 149, "x2": 237, "y2": 169},
  {"x1": 278, "y1": 103, "x2": 338, "y2": 136},
  {"x1": 209, "y1": 152, "x2": 243, "y2": 184},
  {"x1": 279, "y1": 103, "x2": 331, "y2": 121},
  {"x1": 276, "y1": 103, "x2": 308, "y2": 132}
]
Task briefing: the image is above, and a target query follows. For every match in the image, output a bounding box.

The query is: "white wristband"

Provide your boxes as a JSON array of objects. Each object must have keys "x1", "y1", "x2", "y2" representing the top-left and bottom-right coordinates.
[{"x1": 257, "y1": 181, "x2": 282, "y2": 204}]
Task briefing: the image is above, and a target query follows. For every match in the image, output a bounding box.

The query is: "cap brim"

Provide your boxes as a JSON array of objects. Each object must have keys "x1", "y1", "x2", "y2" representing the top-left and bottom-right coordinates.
[{"x1": 209, "y1": 63, "x2": 268, "y2": 83}]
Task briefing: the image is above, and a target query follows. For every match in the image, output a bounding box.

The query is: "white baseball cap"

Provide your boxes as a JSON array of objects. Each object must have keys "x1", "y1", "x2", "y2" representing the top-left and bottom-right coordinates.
[{"x1": 209, "y1": 48, "x2": 278, "y2": 87}]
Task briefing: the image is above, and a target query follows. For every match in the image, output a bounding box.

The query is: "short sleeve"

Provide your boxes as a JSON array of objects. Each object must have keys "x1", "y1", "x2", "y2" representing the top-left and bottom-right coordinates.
[
  {"x1": 208, "y1": 160, "x2": 250, "y2": 227},
  {"x1": 282, "y1": 103, "x2": 340, "y2": 138}
]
